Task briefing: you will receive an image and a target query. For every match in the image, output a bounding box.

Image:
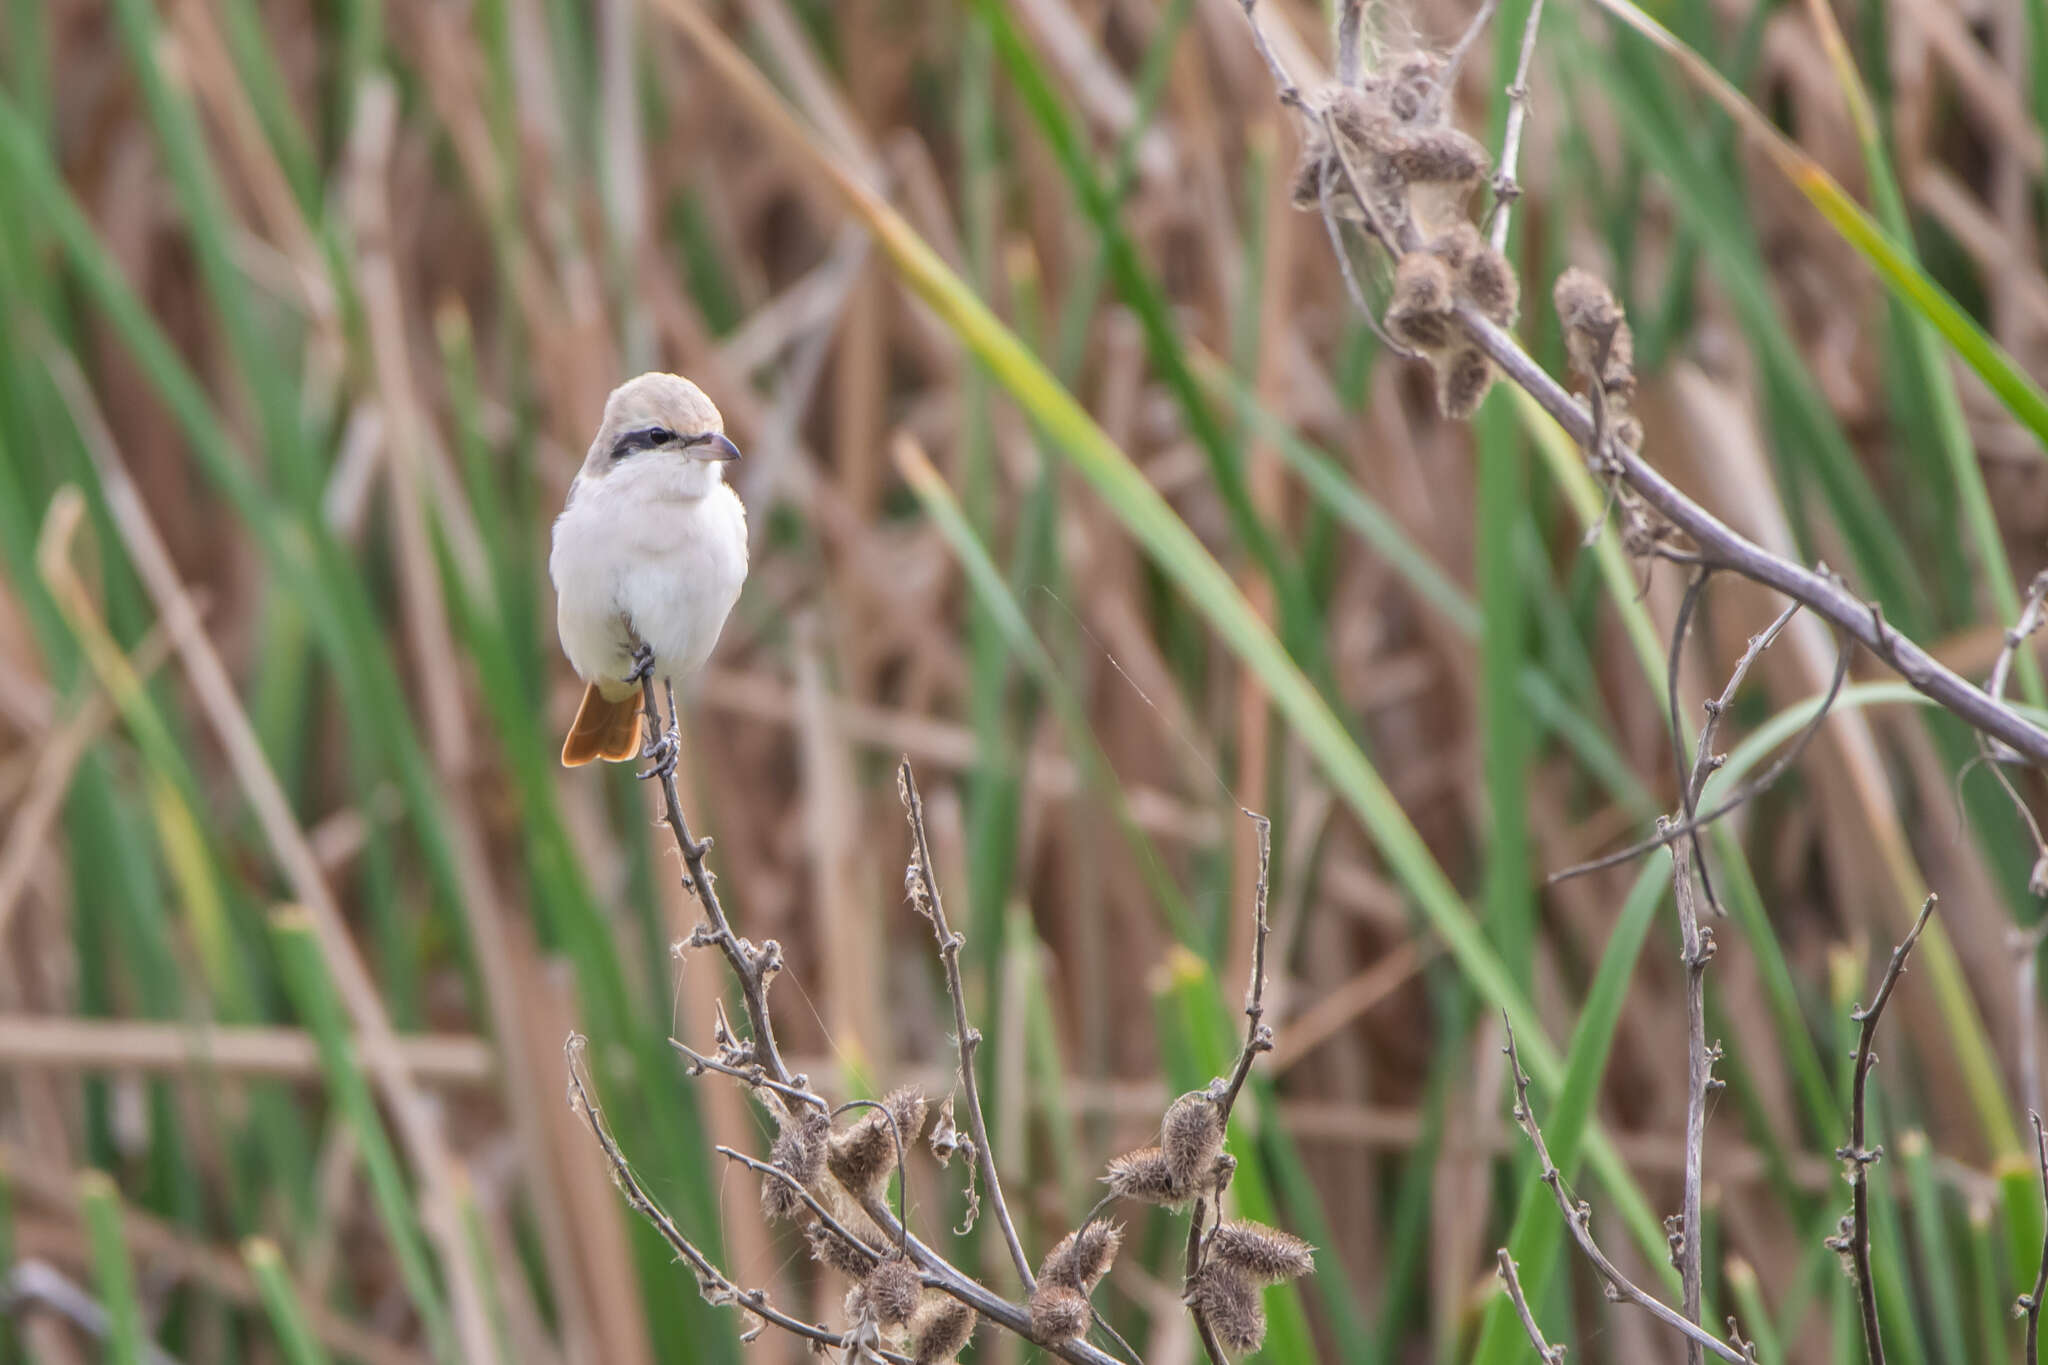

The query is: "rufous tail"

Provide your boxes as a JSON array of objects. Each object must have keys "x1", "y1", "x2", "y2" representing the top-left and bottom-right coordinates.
[{"x1": 561, "y1": 682, "x2": 643, "y2": 766}]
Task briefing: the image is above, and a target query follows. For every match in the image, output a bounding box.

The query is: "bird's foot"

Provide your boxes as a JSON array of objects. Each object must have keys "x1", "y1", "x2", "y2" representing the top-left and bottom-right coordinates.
[
  {"x1": 638, "y1": 725, "x2": 681, "y2": 782},
  {"x1": 626, "y1": 642, "x2": 656, "y2": 686}
]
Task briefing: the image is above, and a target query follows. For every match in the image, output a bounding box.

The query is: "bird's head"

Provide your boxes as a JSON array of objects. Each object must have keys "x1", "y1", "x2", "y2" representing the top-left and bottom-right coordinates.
[{"x1": 580, "y1": 372, "x2": 741, "y2": 495}]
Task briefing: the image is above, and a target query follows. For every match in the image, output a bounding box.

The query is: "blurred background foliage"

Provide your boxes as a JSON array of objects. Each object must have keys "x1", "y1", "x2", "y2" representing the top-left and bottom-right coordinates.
[{"x1": 4, "y1": 0, "x2": 2048, "y2": 1361}]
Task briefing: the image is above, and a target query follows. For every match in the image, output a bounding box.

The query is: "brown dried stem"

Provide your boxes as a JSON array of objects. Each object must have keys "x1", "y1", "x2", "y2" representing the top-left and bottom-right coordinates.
[
  {"x1": 1496, "y1": 1248, "x2": 1566, "y2": 1364},
  {"x1": 1829, "y1": 894, "x2": 1937, "y2": 1365},
  {"x1": 1502, "y1": 1019, "x2": 1749, "y2": 1363},
  {"x1": 897, "y1": 759, "x2": 1035, "y2": 1293}
]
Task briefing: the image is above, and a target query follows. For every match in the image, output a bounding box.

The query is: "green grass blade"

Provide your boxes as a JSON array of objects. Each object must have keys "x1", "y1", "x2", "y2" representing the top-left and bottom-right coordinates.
[
  {"x1": 243, "y1": 1240, "x2": 336, "y2": 1365},
  {"x1": 271, "y1": 911, "x2": 459, "y2": 1365},
  {"x1": 78, "y1": 1171, "x2": 147, "y2": 1365}
]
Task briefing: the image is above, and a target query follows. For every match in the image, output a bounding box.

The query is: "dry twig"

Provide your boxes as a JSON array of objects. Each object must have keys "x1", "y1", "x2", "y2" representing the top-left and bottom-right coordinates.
[
  {"x1": 1495, "y1": 1249, "x2": 1566, "y2": 1364},
  {"x1": 1825, "y1": 894, "x2": 1938, "y2": 1365},
  {"x1": 1502, "y1": 1019, "x2": 1750, "y2": 1364},
  {"x1": 898, "y1": 760, "x2": 1036, "y2": 1292},
  {"x1": 1184, "y1": 811, "x2": 1276, "y2": 1365}
]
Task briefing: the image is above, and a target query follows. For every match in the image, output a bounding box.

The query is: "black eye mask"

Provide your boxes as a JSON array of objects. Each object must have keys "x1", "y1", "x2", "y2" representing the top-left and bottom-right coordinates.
[{"x1": 610, "y1": 426, "x2": 678, "y2": 459}]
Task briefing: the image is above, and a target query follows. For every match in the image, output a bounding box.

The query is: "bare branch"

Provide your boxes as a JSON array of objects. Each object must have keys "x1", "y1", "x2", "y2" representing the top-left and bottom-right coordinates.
[
  {"x1": 1486, "y1": 0, "x2": 1545, "y2": 251},
  {"x1": 897, "y1": 760, "x2": 1035, "y2": 1292},
  {"x1": 1496, "y1": 1248, "x2": 1566, "y2": 1364},
  {"x1": 669, "y1": 1038, "x2": 828, "y2": 1112},
  {"x1": 637, "y1": 675, "x2": 817, "y2": 1108},
  {"x1": 1669, "y1": 831, "x2": 1717, "y2": 1365},
  {"x1": 1827, "y1": 894, "x2": 1938, "y2": 1365},
  {"x1": 1444, "y1": 301, "x2": 2048, "y2": 766},
  {"x1": 1502, "y1": 1019, "x2": 1749, "y2": 1363}
]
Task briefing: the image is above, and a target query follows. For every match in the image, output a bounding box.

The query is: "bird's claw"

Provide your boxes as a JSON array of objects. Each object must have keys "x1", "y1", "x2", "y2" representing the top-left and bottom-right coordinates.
[
  {"x1": 626, "y1": 642, "x2": 656, "y2": 686},
  {"x1": 638, "y1": 726, "x2": 680, "y2": 781}
]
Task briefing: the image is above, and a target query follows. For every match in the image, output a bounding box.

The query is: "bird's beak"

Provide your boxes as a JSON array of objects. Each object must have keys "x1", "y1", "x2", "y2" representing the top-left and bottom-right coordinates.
[{"x1": 689, "y1": 431, "x2": 742, "y2": 462}]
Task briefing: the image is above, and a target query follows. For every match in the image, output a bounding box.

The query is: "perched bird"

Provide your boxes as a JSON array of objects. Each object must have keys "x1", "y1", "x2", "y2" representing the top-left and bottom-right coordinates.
[{"x1": 550, "y1": 372, "x2": 748, "y2": 770}]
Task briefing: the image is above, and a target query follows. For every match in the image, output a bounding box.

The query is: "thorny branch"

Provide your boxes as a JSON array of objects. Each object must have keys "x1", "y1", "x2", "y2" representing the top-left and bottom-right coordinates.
[
  {"x1": 1485, "y1": 0, "x2": 1544, "y2": 251},
  {"x1": 575, "y1": 748, "x2": 1128, "y2": 1365},
  {"x1": 1827, "y1": 894, "x2": 1937, "y2": 1365},
  {"x1": 1669, "y1": 832, "x2": 1717, "y2": 1365},
  {"x1": 1495, "y1": 1249, "x2": 1566, "y2": 1364},
  {"x1": 564, "y1": 1036, "x2": 866, "y2": 1355},
  {"x1": 635, "y1": 670, "x2": 816, "y2": 1107},
  {"x1": 1501, "y1": 1019, "x2": 1751, "y2": 1364},
  {"x1": 897, "y1": 760, "x2": 1036, "y2": 1293},
  {"x1": 1229, "y1": 0, "x2": 2048, "y2": 768}
]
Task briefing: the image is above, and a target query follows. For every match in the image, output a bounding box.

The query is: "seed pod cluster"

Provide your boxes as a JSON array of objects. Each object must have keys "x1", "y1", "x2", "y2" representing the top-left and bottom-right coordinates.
[
  {"x1": 909, "y1": 1298, "x2": 977, "y2": 1364},
  {"x1": 1102, "y1": 1145, "x2": 1187, "y2": 1206},
  {"x1": 760, "y1": 1109, "x2": 830, "y2": 1224},
  {"x1": 1039, "y1": 1221, "x2": 1123, "y2": 1291},
  {"x1": 1188, "y1": 1263, "x2": 1267, "y2": 1354},
  {"x1": 1284, "y1": 44, "x2": 1524, "y2": 420},
  {"x1": 862, "y1": 1256, "x2": 923, "y2": 1329},
  {"x1": 1029, "y1": 1283, "x2": 1093, "y2": 1342},
  {"x1": 1208, "y1": 1220, "x2": 1316, "y2": 1284},
  {"x1": 827, "y1": 1087, "x2": 928, "y2": 1201},
  {"x1": 805, "y1": 1219, "x2": 882, "y2": 1278},
  {"x1": 1162, "y1": 1091, "x2": 1225, "y2": 1188}
]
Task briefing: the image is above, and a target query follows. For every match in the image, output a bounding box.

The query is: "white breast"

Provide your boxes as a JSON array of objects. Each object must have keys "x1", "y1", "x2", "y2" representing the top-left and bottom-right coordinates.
[{"x1": 551, "y1": 463, "x2": 749, "y2": 697}]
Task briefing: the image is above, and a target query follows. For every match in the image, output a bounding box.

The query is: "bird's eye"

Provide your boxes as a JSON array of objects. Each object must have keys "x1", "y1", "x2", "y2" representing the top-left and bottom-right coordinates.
[{"x1": 647, "y1": 427, "x2": 677, "y2": 446}]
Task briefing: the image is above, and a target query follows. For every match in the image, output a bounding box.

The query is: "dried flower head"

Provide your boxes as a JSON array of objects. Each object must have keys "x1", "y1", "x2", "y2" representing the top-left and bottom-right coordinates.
[
  {"x1": 1029, "y1": 1284, "x2": 1092, "y2": 1342},
  {"x1": 1208, "y1": 1220, "x2": 1316, "y2": 1284},
  {"x1": 806, "y1": 1221, "x2": 881, "y2": 1278},
  {"x1": 1039, "y1": 1221, "x2": 1123, "y2": 1291},
  {"x1": 827, "y1": 1088, "x2": 927, "y2": 1200},
  {"x1": 1103, "y1": 1146, "x2": 1186, "y2": 1206},
  {"x1": 1387, "y1": 251, "x2": 1456, "y2": 351},
  {"x1": 1189, "y1": 1264, "x2": 1266, "y2": 1354},
  {"x1": 910, "y1": 1298, "x2": 977, "y2": 1364},
  {"x1": 863, "y1": 1256, "x2": 923, "y2": 1328},
  {"x1": 761, "y1": 1110, "x2": 830, "y2": 1223},
  {"x1": 1161, "y1": 1090, "x2": 1225, "y2": 1190},
  {"x1": 1554, "y1": 266, "x2": 1635, "y2": 397},
  {"x1": 1437, "y1": 345, "x2": 1495, "y2": 420}
]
